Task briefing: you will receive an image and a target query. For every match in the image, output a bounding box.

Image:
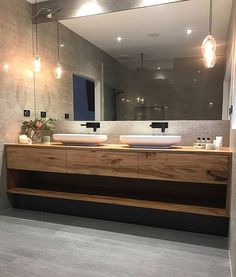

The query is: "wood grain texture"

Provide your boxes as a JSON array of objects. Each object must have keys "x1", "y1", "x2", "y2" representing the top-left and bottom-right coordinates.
[
  {"x1": 6, "y1": 147, "x2": 67, "y2": 173},
  {"x1": 7, "y1": 187, "x2": 227, "y2": 217},
  {"x1": 67, "y1": 150, "x2": 138, "y2": 178},
  {"x1": 138, "y1": 153, "x2": 229, "y2": 184},
  {"x1": 5, "y1": 143, "x2": 232, "y2": 156},
  {"x1": 226, "y1": 154, "x2": 232, "y2": 216},
  {"x1": 5, "y1": 145, "x2": 230, "y2": 218}
]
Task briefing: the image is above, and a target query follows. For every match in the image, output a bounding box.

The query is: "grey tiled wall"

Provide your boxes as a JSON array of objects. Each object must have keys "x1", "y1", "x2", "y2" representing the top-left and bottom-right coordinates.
[
  {"x1": 56, "y1": 120, "x2": 230, "y2": 147},
  {"x1": 0, "y1": 0, "x2": 34, "y2": 211}
]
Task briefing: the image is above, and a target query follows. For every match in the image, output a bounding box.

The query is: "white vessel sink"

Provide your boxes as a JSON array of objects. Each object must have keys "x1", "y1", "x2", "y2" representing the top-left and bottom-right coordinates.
[
  {"x1": 53, "y1": 134, "x2": 107, "y2": 145},
  {"x1": 120, "y1": 135, "x2": 181, "y2": 148}
]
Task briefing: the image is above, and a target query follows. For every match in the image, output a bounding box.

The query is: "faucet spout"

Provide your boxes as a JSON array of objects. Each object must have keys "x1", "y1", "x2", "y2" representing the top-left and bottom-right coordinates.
[
  {"x1": 150, "y1": 122, "x2": 168, "y2": 133},
  {"x1": 81, "y1": 122, "x2": 100, "y2": 132}
]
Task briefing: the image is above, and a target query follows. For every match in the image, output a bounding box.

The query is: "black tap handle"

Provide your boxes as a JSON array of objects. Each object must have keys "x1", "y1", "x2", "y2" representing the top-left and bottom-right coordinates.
[
  {"x1": 81, "y1": 122, "x2": 100, "y2": 129},
  {"x1": 150, "y1": 122, "x2": 168, "y2": 129}
]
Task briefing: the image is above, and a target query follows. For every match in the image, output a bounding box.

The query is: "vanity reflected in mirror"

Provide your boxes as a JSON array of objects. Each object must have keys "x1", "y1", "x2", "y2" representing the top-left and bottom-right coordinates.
[{"x1": 34, "y1": 0, "x2": 232, "y2": 121}]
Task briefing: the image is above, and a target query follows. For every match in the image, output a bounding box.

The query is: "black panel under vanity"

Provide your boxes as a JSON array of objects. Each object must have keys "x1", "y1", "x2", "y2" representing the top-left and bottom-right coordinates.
[
  {"x1": 12, "y1": 170, "x2": 227, "y2": 208},
  {"x1": 13, "y1": 196, "x2": 228, "y2": 236},
  {"x1": 9, "y1": 170, "x2": 229, "y2": 236}
]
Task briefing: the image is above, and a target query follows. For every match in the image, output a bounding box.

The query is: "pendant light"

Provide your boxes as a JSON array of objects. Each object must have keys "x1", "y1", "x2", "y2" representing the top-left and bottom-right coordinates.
[
  {"x1": 202, "y1": 0, "x2": 216, "y2": 69},
  {"x1": 33, "y1": 0, "x2": 42, "y2": 72},
  {"x1": 54, "y1": 21, "x2": 63, "y2": 79},
  {"x1": 136, "y1": 53, "x2": 145, "y2": 104}
]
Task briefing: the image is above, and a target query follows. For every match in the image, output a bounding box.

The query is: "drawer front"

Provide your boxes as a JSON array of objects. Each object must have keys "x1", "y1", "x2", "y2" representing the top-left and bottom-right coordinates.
[
  {"x1": 6, "y1": 147, "x2": 67, "y2": 173},
  {"x1": 67, "y1": 150, "x2": 138, "y2": 178},
  {"x1": 138, "y1": 153, "x2": 229, "y2": 184}
]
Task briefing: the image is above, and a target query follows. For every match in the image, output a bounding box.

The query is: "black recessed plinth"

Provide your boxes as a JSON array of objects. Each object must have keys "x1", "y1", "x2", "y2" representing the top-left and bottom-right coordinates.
[{"x1": 12, "y1": 195, "x2": 229, "y2": 236}]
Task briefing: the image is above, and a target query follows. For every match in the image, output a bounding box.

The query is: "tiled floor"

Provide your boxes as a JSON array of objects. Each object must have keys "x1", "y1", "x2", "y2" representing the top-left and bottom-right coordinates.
[{"x1": 0, "y1": 209, "x2": 231, "y2": 277}]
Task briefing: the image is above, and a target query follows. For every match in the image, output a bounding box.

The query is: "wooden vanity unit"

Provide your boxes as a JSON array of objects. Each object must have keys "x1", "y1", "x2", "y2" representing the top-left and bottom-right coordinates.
[{"x1": 5, "y1": 143, "x2": 232, "y2": 234}]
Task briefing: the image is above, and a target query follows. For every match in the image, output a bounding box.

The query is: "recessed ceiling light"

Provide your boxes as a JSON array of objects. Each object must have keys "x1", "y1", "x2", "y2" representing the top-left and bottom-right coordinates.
[
  {"x1": 77, "y1": 2, "x2": 102, "y2": 17},
  {"x1": 117, "y1": 36, "x2": 122, "y2": 42},
  {"x1": 157, "y1": 66, "x2": 161, "y2": 70},
  {"x1": 146, "y1": 32, "x2": 160, "y2": 38},
  {"x1": 60, "y1": 42, "x2": 65, "y2": 47},
  {"x1": 117, "y1": 55, "x2": 130, "y2": 60},
  {"x1": 187, "y1": 29, "x2": 192, "y2": 35}
]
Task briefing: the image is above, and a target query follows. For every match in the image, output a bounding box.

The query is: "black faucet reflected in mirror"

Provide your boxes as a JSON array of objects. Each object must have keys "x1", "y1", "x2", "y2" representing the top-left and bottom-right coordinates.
[
  {"x1": 150, "y1": 122, "x2": 168, "y2": 133},
  {"x1": 81, "y1": 122, "x2": 100, "y2": 132}
]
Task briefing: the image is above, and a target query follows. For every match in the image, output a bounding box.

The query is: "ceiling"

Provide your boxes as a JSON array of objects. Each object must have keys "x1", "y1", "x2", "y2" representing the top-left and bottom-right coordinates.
[{"x1": 61, "y1": 0, "x2": 232, "y2": 69}]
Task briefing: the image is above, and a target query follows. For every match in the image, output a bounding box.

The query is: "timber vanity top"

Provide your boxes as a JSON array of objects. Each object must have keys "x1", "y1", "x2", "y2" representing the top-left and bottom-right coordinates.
[
  {"x1": 5, "y1": 143, "x2": 232, "y2": 155},
  {"x1": 5, "y1": 143, "x2": 232, "y2": 226}
]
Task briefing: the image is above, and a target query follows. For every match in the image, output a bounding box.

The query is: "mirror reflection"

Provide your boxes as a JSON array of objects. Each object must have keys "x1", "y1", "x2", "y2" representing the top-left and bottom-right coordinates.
[{"x1": 34, "y1": 0, "x2": 232, "y2": 121}]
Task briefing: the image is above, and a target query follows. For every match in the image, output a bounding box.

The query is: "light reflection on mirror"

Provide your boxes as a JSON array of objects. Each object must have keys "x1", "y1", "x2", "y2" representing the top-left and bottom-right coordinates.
[{"x1": 34, "y1": 0, "x2": 232, "y2": 121}]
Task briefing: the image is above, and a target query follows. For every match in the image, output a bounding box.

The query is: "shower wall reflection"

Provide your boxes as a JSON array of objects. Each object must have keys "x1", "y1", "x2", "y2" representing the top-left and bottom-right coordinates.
[{"x1": 111, "y1": 56, "x2": 225, "y2": 120}]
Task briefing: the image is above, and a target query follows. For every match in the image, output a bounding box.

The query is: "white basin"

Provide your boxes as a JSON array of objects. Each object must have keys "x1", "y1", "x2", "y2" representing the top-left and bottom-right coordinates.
[
  {"x1": 53, "y1": 134, "x2": 107, "y2": 145},
  {"x1": 120, "y1": 135, "x2": 181, "y2": 148}
]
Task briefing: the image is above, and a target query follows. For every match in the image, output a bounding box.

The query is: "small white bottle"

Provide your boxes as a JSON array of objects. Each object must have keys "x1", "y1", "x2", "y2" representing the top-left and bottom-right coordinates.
[
  {"x1": 215, "y1": 136, "x2": 223, "y2": 150},
  {"x1": 194, "y1": 137, "x2": 202, "y2": 148},
  {"x1": 201, "y1": 138, "x2": 206, "y2": 147},
  {"x1": 197, "y1": 137, "x2": 201, "y2": 144}
]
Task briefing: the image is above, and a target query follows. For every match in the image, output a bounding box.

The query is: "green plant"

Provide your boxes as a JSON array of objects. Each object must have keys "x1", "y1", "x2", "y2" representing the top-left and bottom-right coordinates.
[{"x1": 22, "y1": 118, "x2": 57, "y2": 134}]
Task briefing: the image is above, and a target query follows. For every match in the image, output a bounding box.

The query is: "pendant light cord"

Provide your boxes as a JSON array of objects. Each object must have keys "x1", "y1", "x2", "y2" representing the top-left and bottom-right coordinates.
[
  {"x1": 33, "y1": 0, "x2": 38, "y2": 119},
  {"x1": 32, "y1": 16, "x2": 35, "y2": 58},
  {"x1": 141, "y1": 53, "x2": 144, "y2": 71},
  {"x1": 209, "y1": 0, "x2": 213, "y2": 35},
  {"x1": 57, "y1": 20, "x2": 60, "y2": 62},
  {"x1": 35, "y1": 0, "x2": 39, "y2": 54}
]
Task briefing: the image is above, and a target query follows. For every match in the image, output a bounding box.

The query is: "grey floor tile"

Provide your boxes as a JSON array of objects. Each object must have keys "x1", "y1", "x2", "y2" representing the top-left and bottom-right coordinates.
[{"x1": 0, "y1": 209, "x2": 231, "y2": 277}]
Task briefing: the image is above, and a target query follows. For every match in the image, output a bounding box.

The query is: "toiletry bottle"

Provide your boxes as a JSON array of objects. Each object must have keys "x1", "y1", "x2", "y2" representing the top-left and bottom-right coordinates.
[
  {"x1": 201, "y1": 138, "x2": 206, "y2": 147},
  {"x1": 194, "y1": 137, "x2": 201, "y2": 148}
]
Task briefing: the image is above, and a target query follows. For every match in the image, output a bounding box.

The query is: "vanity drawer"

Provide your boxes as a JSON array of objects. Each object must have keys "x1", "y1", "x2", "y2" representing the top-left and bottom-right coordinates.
[
  {"x1": 6, "y1": 147, "x2": 67, "y2": 173},
  {"x1": 138, "y1": 153, "x2": 229, "y2": 184},
  {"x1": 67, "y1": 150, "x2": 138, "y2": 178}
]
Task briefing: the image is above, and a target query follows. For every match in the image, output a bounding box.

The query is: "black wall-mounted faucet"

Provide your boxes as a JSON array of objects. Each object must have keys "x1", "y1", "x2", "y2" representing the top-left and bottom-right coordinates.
[
  {"x1": 81, "y1": 122, "x2": 100, "y2": 132},
  {"x1": 150, "y1": 122, "x2": 168, "y2": 133}
]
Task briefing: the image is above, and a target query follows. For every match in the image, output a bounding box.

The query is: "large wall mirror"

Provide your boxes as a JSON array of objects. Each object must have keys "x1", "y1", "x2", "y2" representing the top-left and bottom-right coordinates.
[{"x1": 34, "y1": 0, "x2": 232, "y2": 121}]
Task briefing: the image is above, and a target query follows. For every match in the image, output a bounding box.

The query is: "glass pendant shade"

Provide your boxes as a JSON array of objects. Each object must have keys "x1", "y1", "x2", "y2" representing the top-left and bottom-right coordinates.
[
  {"x1": 33, "y1": 55, "x2": 41, "y2": 72},
  {"x1": 3, "y1": 64, "x2": 9, "y2": 73},
  {"x1": 202, "y1": 34, "x2": 216, "y2": 68},
  {"x1": 54, "y1": 62, "x2": 63, "y2": 79},
  {"x1": 203, "y1": 50, "x2": 216, "y2": 69}
]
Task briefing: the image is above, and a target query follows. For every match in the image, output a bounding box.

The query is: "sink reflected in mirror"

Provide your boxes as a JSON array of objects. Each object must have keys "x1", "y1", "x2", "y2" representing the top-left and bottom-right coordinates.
[
  {"x1": 120, "y1": 135, "x2": 181, "y2": 148},
  {"x1": 53, "y1": 134, "x2": 107, "y2": 145}
]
